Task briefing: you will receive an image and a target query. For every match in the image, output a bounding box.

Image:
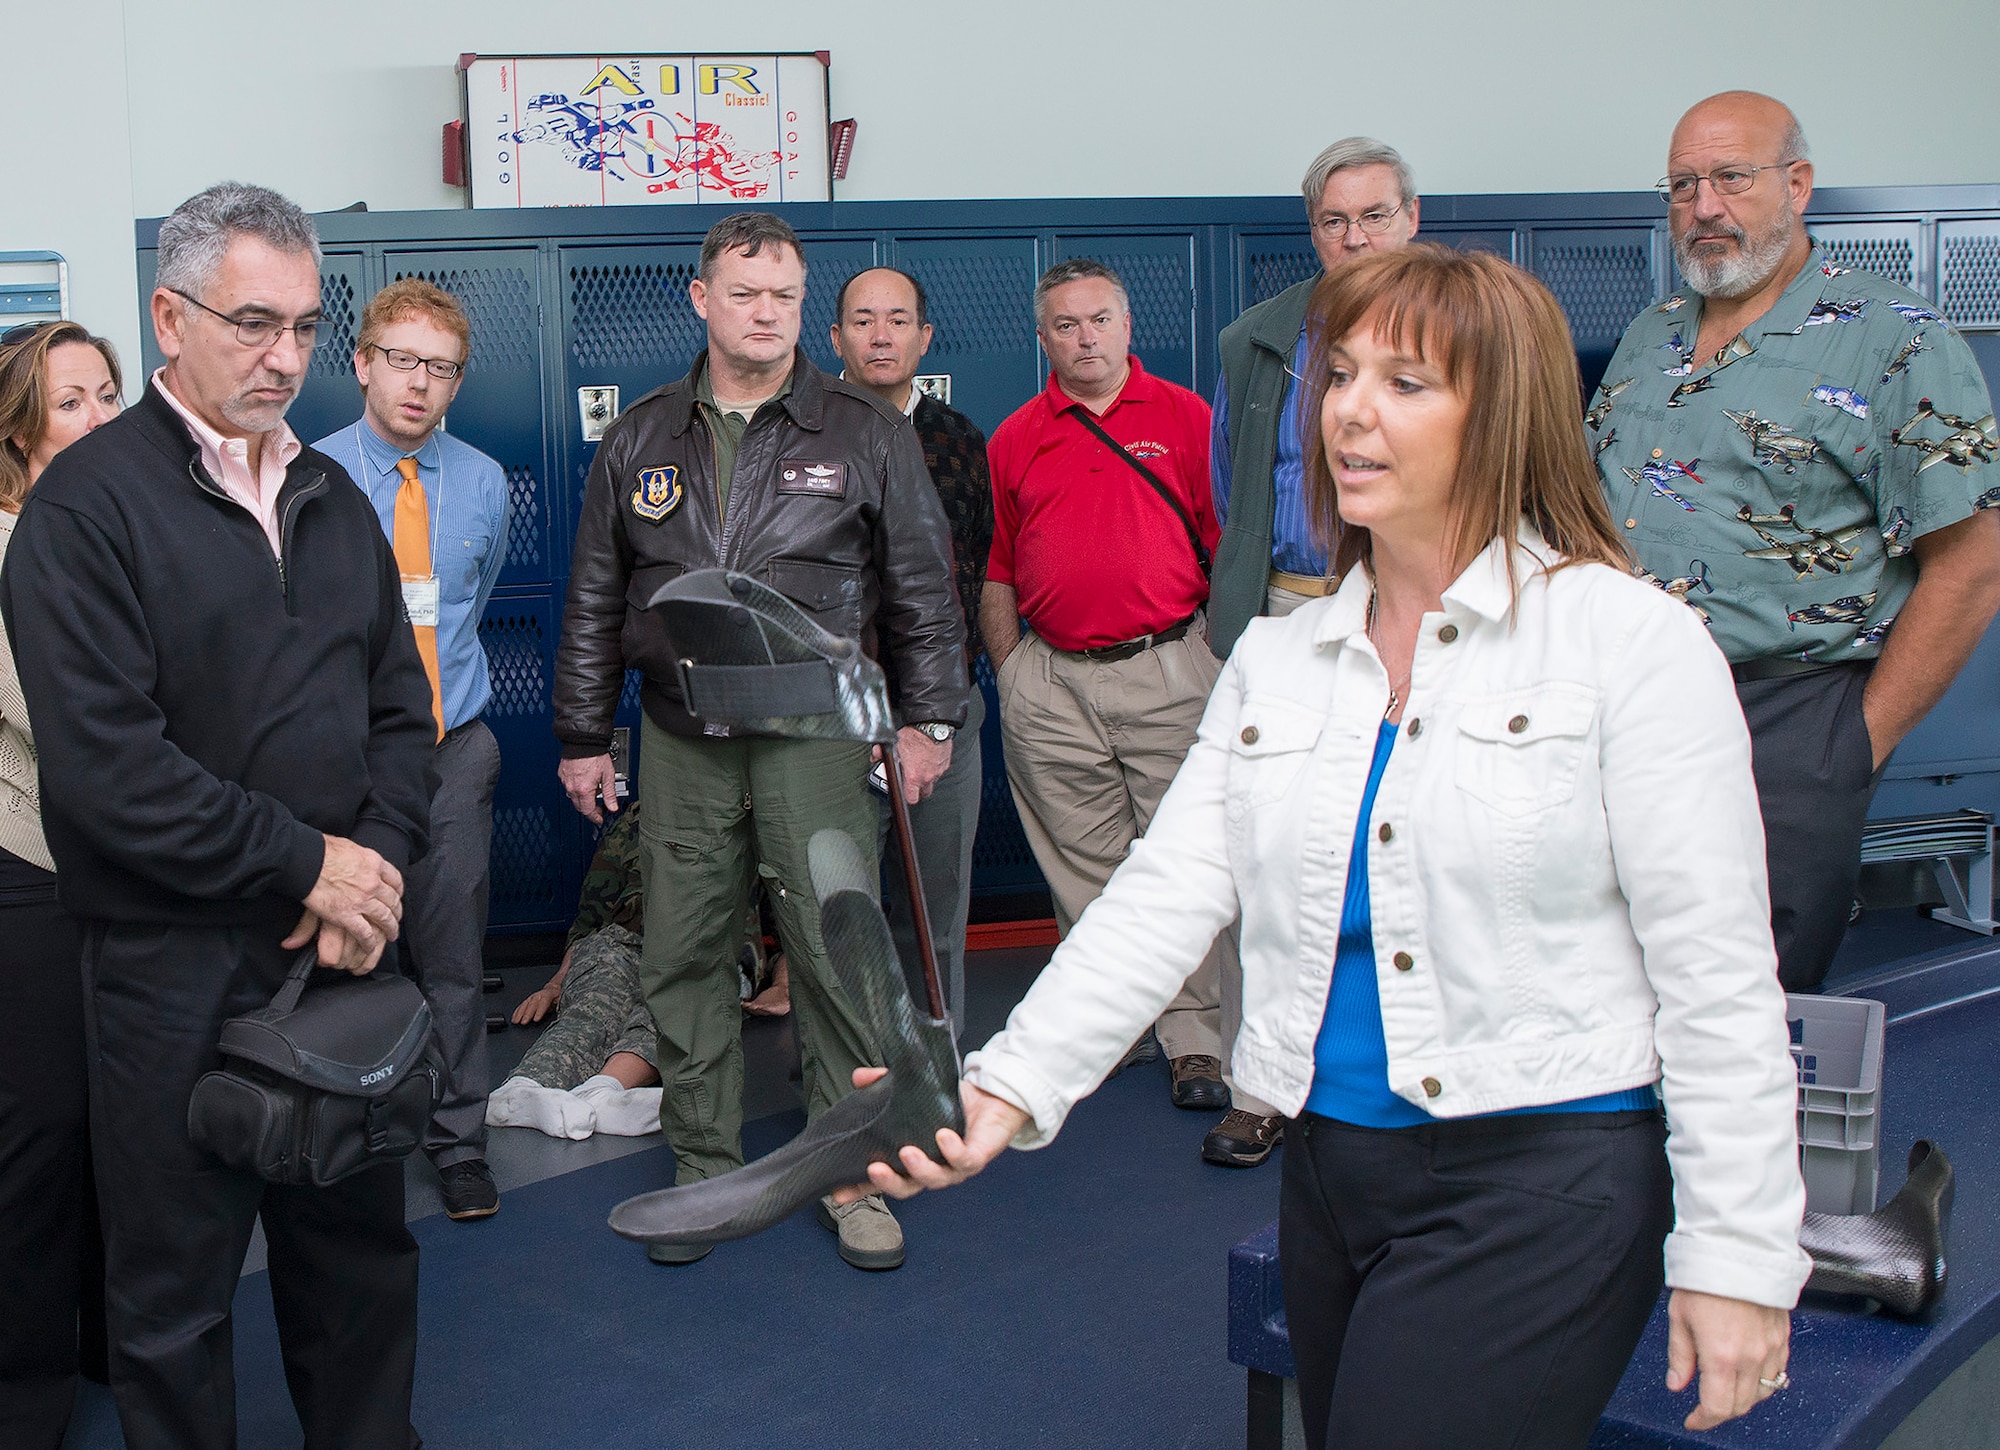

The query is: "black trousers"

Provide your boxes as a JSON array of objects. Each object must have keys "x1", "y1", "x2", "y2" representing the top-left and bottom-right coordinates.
[
  {"x1": 1279, "y1": 1109, "x2": 1673, "y2": 1450},
  {"x1": 1738, "y1": 662, "x2": 1880, "y2": 992},
  {"x1": 83, "y1": 919, "x2": 420, "y2": 1450},
  {"x1": 0, "y1": 895, "x2": 103, "y2": 1449}
]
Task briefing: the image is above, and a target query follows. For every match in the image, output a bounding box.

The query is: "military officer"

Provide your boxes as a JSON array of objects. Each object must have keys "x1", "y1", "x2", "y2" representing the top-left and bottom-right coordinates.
[{"x1": 553, "y1": 211, "x2": 967, "y2": 1272}]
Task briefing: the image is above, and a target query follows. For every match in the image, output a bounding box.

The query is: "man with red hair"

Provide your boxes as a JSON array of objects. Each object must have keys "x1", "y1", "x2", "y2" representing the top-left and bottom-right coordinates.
[{"x1": 317, "y1": 279, "x2": 512, "y2": 1220}]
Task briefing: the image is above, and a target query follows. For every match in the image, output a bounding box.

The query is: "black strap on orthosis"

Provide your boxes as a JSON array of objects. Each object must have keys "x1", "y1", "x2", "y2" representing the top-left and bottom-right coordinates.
[{"x1": 675, "y1": 658, "x2": 840, "y2": 720}]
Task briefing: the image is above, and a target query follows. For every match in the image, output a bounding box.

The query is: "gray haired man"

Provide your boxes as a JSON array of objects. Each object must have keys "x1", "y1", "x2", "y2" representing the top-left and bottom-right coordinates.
[
  {"x1": 2, "y1": 183, "x2": 433, "y2": 1448},
  {"x1": 1595, "y1": 92, "x2": 2000, "y2": 991},
  {"x1": 1209, "y1": 137, "x2": 1420, "y2": 654},
  {"x1": 1197, "y1": 139, "x2": 1418, "y2": 1167}
]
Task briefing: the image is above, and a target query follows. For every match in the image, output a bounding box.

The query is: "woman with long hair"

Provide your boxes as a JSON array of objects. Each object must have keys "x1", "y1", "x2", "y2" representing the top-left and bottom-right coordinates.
[
  {"x1": 0, "y1": 319, "x2": 121, "y2": 1447},
  {"x1": 855, "y1": 245, "x2": 1808, "y2": 1447}
]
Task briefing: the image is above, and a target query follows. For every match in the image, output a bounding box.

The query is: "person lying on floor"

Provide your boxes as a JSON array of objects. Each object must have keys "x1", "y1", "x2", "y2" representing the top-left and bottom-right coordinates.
[
  {"x1": 488, "y1": 805, "x2": 788, "y2": 1139},
  {"x1": 488, "y1": 921, "x2": 664, "y2": 1139}
]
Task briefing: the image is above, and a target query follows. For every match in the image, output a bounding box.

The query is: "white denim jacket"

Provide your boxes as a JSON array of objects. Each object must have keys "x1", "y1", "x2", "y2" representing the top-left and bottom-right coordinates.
[{"x1": 966, "y1": 527, "x2": 1811, "y2": 1309}]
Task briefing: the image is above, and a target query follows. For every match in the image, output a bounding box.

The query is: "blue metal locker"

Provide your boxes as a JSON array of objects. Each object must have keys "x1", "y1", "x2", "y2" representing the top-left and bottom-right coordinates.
[
  {"x1": 283, "y1": 252, "x2": 370, "y2": 448},
  {"x1": 478, "y1": 596, "x2": 569, "y2": 930},
  {"x1": 1526, "y1": 226, "x2": 1663, "y2": 398},
  {"x1": 386, "y1": 247, "x2": 573, "y2": 929},
  {"x1": 888, "y1": 234, "x2": 1044, "y2": 440}
]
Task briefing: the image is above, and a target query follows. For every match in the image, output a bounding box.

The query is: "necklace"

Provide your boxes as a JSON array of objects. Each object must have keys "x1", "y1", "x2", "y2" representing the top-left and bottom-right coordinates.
[{"x1": 1366, "y1": 590, "x2": 1414, "y2": 718}]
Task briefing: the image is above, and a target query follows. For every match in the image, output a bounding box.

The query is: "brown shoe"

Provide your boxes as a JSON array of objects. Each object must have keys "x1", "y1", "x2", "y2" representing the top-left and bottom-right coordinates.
[
  {"x1": 817, "y1": 1192, "x2": 905, "y2": 1270},
  {"x1": 1202, "y1": 1109, "x2": 1285, "y2": 1168},
  {"x1": 1168, "y1": 1054, "x2": 1229, "y2": 1111}
]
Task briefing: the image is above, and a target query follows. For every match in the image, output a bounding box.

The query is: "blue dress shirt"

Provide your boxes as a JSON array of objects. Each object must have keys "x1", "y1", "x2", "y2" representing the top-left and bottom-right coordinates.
[
  {"x1": 1305, "y1": 721, "x2": 1658, "y2": 1127},
  {"x1": 314, "y1": 420, "x2": 510, "y2": 732},
  {"x1": 1211, "y1": 329, "x2": 1329, "y2": 578}
]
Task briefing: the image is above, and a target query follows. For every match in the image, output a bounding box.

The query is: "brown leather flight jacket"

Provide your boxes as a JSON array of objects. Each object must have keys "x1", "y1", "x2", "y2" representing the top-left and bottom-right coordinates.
[{"x1": 554, "y1": 350, "x2": 968, "y2": 750}]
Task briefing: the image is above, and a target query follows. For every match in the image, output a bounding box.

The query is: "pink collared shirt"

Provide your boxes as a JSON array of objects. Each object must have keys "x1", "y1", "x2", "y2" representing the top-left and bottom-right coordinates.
[{"x1": 152, "y1": 368, "x2": 301, "y2": 557}]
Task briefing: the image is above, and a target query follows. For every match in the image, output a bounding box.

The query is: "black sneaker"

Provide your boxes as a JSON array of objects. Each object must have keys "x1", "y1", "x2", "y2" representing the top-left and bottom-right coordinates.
[{"x1": 437, "y1": 1159, "x2": 500, "y2": 1220}]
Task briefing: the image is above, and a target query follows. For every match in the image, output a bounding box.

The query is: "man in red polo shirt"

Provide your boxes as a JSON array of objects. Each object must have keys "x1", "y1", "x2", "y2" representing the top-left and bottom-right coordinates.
[{"x1": 979, "y1": 257, "x2": 1238, "y2": 1127}]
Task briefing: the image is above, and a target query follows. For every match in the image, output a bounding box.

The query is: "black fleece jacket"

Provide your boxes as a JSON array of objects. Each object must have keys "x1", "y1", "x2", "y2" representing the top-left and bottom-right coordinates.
[{"x1": 0, "y1": 383, "x2": 435, "y2": 928}]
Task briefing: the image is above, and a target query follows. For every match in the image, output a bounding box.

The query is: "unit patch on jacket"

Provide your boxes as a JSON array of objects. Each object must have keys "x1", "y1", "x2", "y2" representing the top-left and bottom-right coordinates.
[
  {"x1": 777, "y1": 461, "x2": 846, "y2": 498},
  {"x1": 631, "y1": 466, "x2": 683, "y2": 522}
]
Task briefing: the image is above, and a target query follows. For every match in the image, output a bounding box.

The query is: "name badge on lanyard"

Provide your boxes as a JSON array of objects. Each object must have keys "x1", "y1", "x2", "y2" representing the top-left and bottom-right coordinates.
[{"x1": 402, "y1": 576, "x2": 441, "y2": 627}]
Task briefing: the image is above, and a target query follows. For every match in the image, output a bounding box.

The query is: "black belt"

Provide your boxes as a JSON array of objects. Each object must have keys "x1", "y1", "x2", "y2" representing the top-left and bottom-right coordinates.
[
  {"x1": 1066, "y1": 614, "x2": 1198, "y2": 663},
  {"x1": 1731, "y1": 656, "x2": 1869, "y2": 684}
]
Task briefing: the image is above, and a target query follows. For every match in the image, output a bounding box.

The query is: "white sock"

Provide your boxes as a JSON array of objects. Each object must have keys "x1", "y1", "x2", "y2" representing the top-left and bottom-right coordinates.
[
  {"x1": 573, "y1": 1075, "x2": 664, "y2": 1136},
  {"x1": 485, "y1": 1076, "x2": 597, "y2": 1140}
]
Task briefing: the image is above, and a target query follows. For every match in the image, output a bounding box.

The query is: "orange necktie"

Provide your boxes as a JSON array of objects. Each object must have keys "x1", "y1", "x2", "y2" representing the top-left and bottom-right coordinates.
[{"x1": 393, "y1": 457, "x2": 445, "y2": 741}]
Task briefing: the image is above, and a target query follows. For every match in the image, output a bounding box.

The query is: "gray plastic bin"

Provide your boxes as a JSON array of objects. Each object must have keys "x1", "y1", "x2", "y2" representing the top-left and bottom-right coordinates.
[{"x1": 1785, "y1": 994, "x2": 1885, "y2": 1215}]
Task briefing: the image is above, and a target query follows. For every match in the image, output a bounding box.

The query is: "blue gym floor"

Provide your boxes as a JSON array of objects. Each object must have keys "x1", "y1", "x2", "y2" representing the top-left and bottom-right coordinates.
[{"x1": 60, "y1": 912, "x2": 1974, "y2": 1449}]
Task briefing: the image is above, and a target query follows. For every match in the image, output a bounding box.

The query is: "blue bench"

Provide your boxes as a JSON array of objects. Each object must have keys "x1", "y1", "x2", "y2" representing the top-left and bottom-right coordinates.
[{"x1": 1228, "y1": 939, "x2": 2000, "y2": 1449}]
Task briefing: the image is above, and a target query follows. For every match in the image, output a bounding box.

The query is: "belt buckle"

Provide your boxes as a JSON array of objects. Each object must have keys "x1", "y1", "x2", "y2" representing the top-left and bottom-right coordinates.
[{"x1": 1101, "y1": 631, "x2": 1152, "y2": 660}]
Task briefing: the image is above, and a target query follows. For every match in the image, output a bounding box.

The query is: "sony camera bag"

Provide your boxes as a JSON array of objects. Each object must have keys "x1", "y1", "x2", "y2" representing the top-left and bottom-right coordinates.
[{"x1": 187, "y1": 949, "x2": 440, "y2": 1187}]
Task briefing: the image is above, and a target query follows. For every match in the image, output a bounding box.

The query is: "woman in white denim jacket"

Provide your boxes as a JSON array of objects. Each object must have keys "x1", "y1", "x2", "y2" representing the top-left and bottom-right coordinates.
[{"x1": 853, "y1": 246, "x2": 1808, "y2": 1446}]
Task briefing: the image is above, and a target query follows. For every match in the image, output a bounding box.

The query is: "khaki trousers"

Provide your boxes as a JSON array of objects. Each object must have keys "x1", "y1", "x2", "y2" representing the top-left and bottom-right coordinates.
[
  {"x1": 1266, "y1": 581, "x2": 1322, "y2": 617},
  {"x1": 997, "y1": 626, "x2": 1274, "y2": 1113}
]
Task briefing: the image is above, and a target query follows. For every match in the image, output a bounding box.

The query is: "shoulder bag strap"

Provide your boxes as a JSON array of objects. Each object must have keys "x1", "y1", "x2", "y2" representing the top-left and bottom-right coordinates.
[
  {"x1": 268, "y1": 948, "x2": 320, "y2": 1014},
  {"x1": 1066, "y1": 406, "x2": 1212, "y2": 579}
]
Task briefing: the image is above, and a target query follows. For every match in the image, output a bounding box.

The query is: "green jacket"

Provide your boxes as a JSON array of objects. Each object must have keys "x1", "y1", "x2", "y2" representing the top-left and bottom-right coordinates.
[{"x1": 1208, "y1": 277, "x2": 1318, "y2": 658}]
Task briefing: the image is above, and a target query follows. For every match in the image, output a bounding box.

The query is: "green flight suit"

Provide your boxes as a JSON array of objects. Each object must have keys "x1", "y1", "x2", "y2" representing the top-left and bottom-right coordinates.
[{"x1": 638, "y1": 369, "x2": 880, "y2": 1184}]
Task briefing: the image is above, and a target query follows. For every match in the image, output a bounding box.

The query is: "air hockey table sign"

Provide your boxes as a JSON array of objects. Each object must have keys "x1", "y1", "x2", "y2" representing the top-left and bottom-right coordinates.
[{"x1": 460, "y1": 52, "x2": 832, "y2": 208}]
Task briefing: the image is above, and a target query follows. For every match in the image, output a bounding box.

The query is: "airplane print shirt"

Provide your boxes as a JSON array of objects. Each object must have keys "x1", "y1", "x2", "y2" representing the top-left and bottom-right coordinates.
[{"x1": 1593, "y1": 246, "x2": 1997, "y2": 665}]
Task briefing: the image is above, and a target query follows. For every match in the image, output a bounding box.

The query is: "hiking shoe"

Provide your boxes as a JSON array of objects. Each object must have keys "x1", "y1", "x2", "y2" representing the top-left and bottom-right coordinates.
[
  {"x1": 647, "y1": 1241, "x2": 713, "y2": 1266},
  {"x1": 1106, "y1": 1031, "x2": 1160, "y2": 1078},
  {"x1": 1202, "y1": 1110, "x2": 1286, "y2": 1168},
  {"x1": 437, "y1": 1159, "x2": 500, "y2": 1220},
  {"x1": 817, "y1": 1193, "x2": 905, "y2": 1270},
  {"x1": 1168, "y1": 1054, "x2": 1229, "y2": 1111}
]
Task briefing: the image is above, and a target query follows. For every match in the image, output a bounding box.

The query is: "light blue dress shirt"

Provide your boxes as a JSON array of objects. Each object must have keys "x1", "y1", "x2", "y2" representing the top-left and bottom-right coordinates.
[
  {"x1": 1210, "y1": 329, "x2": 1329, "y2": 577},
  {"x1": 314, "y1": 420, "x2": 510, "y2": 732}
]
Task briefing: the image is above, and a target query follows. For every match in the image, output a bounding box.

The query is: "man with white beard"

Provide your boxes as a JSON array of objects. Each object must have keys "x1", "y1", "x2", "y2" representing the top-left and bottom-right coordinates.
[{"x1": 1595, "y1": 91, "x2": 2000, "y2": 993}]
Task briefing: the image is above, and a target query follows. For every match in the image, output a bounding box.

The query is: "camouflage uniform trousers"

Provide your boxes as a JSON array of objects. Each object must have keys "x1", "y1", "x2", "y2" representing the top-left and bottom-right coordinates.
[{"x1": 513, "y1": 925, "x2": 657, "y2": 1091}]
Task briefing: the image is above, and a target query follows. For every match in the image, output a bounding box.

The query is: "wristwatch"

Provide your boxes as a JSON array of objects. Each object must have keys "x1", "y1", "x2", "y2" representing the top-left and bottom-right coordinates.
[{"x1": 912, "y1": 721, "x2": 956, "y2": 743}]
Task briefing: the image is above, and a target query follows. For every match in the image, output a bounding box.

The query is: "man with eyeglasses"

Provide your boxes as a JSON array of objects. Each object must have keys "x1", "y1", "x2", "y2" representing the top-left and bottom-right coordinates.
[
  {"x1": 1197, "y1": 137, "x2": 1417, "y2": 1169},
  {"x1": 314, "y1": 280, "x2": 510, "y2": 1222},
  {"x1": 0, "y1": 183, "x2": 433, "y2": 1447},
  {"x1": 1596, "y1": 91, "x2": 2000, "y2": 993}
]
